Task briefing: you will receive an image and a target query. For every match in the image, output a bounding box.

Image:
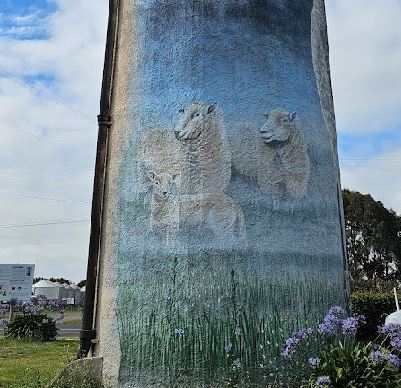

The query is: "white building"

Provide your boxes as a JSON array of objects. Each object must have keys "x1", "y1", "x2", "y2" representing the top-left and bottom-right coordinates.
[{"x1": 32, "y1": 280, "x2": 85, "y2": 305}]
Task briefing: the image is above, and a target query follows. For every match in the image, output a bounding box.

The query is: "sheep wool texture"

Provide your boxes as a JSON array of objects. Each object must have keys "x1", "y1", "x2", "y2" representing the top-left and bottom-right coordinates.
[{"x1": 94, "y1": 0, "x2": 349, "y2": 386}]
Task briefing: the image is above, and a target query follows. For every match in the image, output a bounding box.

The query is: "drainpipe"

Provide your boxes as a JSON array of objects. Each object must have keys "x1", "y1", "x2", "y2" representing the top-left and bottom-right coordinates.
[{"x1": 78, "y1": 0, "x2": 119, "y2": 359}]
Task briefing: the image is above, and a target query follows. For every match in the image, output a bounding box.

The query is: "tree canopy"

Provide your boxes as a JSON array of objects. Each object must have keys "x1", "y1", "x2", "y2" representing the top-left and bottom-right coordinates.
[{"x1": 343, "y1": 189, "x2": 401, "y2": 290}]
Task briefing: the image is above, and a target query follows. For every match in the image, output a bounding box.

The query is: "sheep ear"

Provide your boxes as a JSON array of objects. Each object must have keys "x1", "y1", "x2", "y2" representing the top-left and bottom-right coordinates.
[
  {"x1": 290, "y1": 112, "x2": 297, "y2": 122},
  {"x1": 146, "y1": 170, "x2": 155, "y2": 180},
  {"x1": 207, "y1": 103, "x2": 216, "y2": 114}
]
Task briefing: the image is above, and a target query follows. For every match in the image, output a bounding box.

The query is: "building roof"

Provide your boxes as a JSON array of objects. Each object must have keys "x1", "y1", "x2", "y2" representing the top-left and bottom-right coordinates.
[{"x1": 32, "y1": 279, "x2": 58, "y2": 288}]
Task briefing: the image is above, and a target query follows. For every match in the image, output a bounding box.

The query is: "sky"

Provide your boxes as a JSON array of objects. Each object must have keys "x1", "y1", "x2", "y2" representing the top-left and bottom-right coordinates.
[{"x1": 0, "y1": 1, "x2": 400, "y2": 282}]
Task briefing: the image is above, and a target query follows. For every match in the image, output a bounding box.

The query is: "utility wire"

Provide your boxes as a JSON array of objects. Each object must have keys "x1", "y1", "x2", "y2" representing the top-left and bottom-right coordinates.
[
  {"x1": 0, "y1": 192, "x2": 91, "y2": 204},
  {"x1": 5, "y1": 175, "x2": 93, "y2": 184},
  {"x1": 0, "y1": 218, "x2": 90, "y2": 229},
  {"x1": 0, "y1": 168, "x2": 93, "y2": 175},
  {"x1": 0, "y1": 71, "x2": 94, "y2": 122},
  {"x1": 0, "y1": 120, "x2": 92, "y2": 162}
]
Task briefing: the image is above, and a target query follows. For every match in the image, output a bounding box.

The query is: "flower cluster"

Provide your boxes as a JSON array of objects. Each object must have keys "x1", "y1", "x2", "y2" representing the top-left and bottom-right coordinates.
[
  {"x1": 308, "y1": 357, "x2": 320, "y2": 369},
  {"x1": 282, "y1": 328, "x2": 313, "y2": 360},
  {"x1": 378, "y1": 323, "x2": 401, "y2": 353},
  {"x1": 317, "y1": 307, "x2": 365, "y2": 337},
  {"x1": 174, "y1": 327, "x2": 184, "y2": 338},
  {"x1": 371, "y1": 349, "x2": 401, "y2": 369},
  {"x1": 372, "y1": 323, "x2": 401, "y2": 369},
  {"x1": 225, "y1": 342, "x2": 233, "y2": 353},
  {"x1": 316, "y1": 375, "x2": 330, "y2": 387}
]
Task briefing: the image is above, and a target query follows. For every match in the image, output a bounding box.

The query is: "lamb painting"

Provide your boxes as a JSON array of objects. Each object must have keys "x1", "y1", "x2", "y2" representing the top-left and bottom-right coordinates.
[{"x1": 232, "y1": 108, "x2": 310, "y2": 199}]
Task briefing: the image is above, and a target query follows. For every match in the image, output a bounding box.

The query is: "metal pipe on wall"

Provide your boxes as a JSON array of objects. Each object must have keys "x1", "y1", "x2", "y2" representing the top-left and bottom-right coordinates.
[{"x1": 78, "y1": 0, "x2": 119, "y2": 359}]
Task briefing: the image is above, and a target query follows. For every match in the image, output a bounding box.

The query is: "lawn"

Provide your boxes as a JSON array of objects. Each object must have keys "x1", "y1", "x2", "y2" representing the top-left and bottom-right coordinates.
[{"x1": 0, "y1": 337, "x2": 79, "y2": 388}]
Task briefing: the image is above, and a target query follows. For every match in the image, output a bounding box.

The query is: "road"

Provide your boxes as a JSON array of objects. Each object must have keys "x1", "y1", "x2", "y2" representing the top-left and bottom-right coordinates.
[{"x1": 0, "y1": 311, "x2": 82, "y2": 337}]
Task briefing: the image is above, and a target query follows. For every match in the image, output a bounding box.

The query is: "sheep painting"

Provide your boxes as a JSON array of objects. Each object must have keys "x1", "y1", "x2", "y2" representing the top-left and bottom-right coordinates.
[
  {"x1": 136, "y1": 103, "x2": 246, "y2": 242},
  {"x1": 174, "y1": 102, "x2": 232, "y2": 195},
  {"x1": 232, "y1": 108, "x2": 310, "y2": 199}
]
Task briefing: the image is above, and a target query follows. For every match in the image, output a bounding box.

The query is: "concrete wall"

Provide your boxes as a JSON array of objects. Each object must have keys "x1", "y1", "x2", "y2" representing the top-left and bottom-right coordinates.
[{"x1": 95, "y1": 1, "x2": 348, "y2": 386}]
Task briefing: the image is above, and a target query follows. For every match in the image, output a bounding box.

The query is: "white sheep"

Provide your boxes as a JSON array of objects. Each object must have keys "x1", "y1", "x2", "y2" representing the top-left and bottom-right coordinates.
[
  {"x1": 232, "y1": 108, "x2": 310, "y2": 199},
  {"x1": 174, "y1": 102, "x2": 232, "y2": 195}
]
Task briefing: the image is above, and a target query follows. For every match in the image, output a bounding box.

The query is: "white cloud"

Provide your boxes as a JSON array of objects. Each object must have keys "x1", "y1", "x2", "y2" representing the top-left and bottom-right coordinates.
[
  {"x1": 326, "y1": 1, "x2": 401, "y2": 214},
  {"x1": 326, "y1": 0, "x2": 401, "y2": 134},
  {"x1": 0, "y1": 0, "x2": 108, "y2": 282},
  {"x1": 0, "y1": 1, "x2": 400, "y2": 282}
]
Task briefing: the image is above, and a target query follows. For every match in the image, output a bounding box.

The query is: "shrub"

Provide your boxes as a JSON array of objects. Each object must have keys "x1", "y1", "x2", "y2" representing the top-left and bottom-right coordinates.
[
  {"x1": 303, "y1": 341, "x2": 401, "y2": 387},
  {"x1": 282, "y1": 306, "x2": 401, "y2": 387},
  {"x1": 352, "y1": 292, "x2": 395, "y2": 340},
  {"x1": 4, "y1": 313, "x2": 58, "y2": 341}
]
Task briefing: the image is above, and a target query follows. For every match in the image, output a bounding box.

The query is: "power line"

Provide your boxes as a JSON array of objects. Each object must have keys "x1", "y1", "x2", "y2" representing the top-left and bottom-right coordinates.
[
  {"x1": 0, "y1": 71, "x2": 94, "y2": 122},
  {"x1": 0, "y1": 218, "x2": 90, "y2": 229},
  {"x1": 0, "y1": 120, "x2": 92, "y2": 162},
  {"x1": 5, "y1": 175, "x2": 93, "y2": 184},
  {"x1": 0, "y1": 192, "x2": 91, "y2": 204},
  {"x1": 0, "y1": 168, "x2": 93, "y2": 175}
]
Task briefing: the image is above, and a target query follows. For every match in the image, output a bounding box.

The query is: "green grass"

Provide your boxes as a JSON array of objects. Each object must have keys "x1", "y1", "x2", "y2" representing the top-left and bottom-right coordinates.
[
  {"x1": 116, "y1": 255, "x2": 345, "y2": 387},
  {"x1": 0, "y1": 338, "x2": 79, "y2": 388}
]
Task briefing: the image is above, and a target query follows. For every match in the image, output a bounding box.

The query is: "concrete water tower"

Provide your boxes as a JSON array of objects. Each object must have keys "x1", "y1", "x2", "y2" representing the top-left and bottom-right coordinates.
[{"x1": 80, "y1": 1, "x2": 349, "y2": 386}]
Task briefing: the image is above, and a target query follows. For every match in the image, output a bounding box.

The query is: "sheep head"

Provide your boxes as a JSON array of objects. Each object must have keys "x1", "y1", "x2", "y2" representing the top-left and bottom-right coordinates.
[
  {"x1": 260, "y1": 108, "x2": 298, "y2": 144},
  {"x1": 174, "y1": 102, "x2": 217, "y2": 141}
]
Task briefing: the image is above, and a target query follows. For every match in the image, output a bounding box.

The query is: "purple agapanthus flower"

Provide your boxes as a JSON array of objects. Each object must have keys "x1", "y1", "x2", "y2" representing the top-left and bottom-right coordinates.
[
  {"x1": 174, "y1": 300, "x2": 182, "y2": 310},
  {"x1": 162, "y1": 290, "x2": 170, "y2": 301},
  {"x1": 388, "y1": 354, "x2": 401, "y2": 369},
  {"x1": 234, "y1": 327, "x2": 241, "y2": 338},
  {"x1": 316, "y1": 375, "x2": 330, "y2": 387},
  {"x1": 318, "y1": 313, "x2": 340, "y2": 335},
  {"x1": 328, "y1": 306, "x2": 345, "y2": 318},
  {"x1": 390, "y1": 337, "x2": 401, "y2": 351},
  {"x1": 282, "y1": 328, "x2": 312, "y2": 360},
  {"x1": 371, "y1": 350, "x2": 386, "y2": 364},
  {"x1": 308, "y1": 357, "x2": 320, "y2": 369},
  {"x1": 295, "y1": 328, "x2": 313, "y2": 340},
  {"x1": 174, "y1": 328, "x2": 184, "y2": 338},
  {"x1": 378, "y1": 323, "x2": 401, "y2": 338},
  {"x1": 233, "y1": 358, "x2": 241, "y2": 368},
  {"x1": 224, "y1": 342, "x2": 233, "y2": 353},
  {"x1": 342, "y1": 317, "x2": 358, "y2": 335}
]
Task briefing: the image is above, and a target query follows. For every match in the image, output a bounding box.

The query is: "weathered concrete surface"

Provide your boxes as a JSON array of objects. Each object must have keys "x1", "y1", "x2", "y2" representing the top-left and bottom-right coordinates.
[
  {"x1": 47, "y1": 357, "x2": 102, "y2": 388},
  {"x1": 94, "y1": 1, "x2": 349, "y2": 386}
]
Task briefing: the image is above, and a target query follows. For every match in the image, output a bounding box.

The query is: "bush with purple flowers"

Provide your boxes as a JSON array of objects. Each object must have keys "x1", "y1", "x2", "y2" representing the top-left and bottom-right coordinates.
[
  {"x1": 4, "y1": 313, "x2": 58, "y2": 341},
  {"x1": 281, "y1": 306, "x2": 401, "y2": 387}
]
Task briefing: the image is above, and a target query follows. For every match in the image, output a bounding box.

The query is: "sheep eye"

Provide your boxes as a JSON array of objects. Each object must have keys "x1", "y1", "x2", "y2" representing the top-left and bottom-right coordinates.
[{"x1": 282, "y1": 117, "x2": 289, "y2": 123}]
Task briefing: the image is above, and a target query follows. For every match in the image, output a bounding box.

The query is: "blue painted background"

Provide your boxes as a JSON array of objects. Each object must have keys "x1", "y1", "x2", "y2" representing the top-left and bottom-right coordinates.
[{"x1": 112, "y1": 1, "x2": 347, "y2": 385}]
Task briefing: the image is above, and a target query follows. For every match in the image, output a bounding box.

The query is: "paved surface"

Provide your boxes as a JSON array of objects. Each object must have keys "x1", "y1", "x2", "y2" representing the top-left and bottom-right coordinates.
[
  {"x1": 0, "y1": 326, "x2": 81, "y2": 337},
  {"x1": 0, "y1": 311, "x2": 82, "y2": 337}
]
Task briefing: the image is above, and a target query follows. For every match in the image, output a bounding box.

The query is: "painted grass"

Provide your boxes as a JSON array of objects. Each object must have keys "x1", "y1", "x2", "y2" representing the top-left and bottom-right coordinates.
[
  {"x1": 117, "y1": 257, "x2": 345, "y2": 386},
  {"x1": 0, "y1": 338, "x2": 79, "y2": 388}
]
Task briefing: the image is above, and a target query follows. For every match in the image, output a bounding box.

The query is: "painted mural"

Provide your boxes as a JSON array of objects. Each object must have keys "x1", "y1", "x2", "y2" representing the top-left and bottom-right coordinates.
[{"x1": 99, "y1": 0, "x2": 348, "y2": 386}]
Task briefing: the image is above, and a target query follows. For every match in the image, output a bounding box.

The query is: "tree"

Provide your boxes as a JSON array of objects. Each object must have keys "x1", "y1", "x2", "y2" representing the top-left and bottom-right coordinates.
[
  {"x1": 48, "y1": 277, "x2": 72, "y2": 285},
  {"x1": 77, "y1": 280, "x2": 86, "y2": 288},
  {"x1": 343, "y1": 189, "x2": 401, "y2": 290}
]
